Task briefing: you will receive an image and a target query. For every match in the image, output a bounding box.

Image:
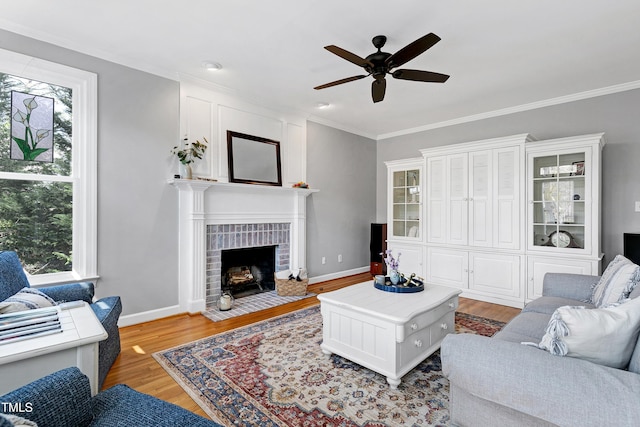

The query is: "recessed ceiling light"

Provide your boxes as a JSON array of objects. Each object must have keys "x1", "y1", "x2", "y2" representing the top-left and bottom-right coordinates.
[
  {"x1": 202, "y1": 61, "x2": 222, "y2": 71},
  {"x1": 315, "y1": 102, "x2": 330, "y2": 109}
]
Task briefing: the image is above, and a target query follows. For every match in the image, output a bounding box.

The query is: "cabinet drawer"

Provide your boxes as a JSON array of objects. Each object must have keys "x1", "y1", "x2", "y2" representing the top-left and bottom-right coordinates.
[
  {"x1": 398, "y1": 296, "x2": 458, "y2": 342},
  {"x1": 398, "y1": 311, "x2": 455, "y2": 367}
]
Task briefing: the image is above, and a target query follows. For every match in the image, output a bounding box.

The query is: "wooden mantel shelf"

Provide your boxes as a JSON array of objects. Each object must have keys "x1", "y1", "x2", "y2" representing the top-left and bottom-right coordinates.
[{"x1": 168, "y1": 178, "x2": 318, "y2": 196}]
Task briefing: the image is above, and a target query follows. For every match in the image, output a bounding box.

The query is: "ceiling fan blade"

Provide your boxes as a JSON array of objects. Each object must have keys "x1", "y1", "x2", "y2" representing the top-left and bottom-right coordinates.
[
  {"x1": 386, "y1": 33, "x2": 441, "y2": 69},
  {"x1": 371, "y1": 78, "x2": 386, "y2": 103},
  {"x1": 392, "y1": 69, "x2": 450, "y2": 83},
  {"x1": 324, "y1": 45, "x2": 374, "y2": 68},
  {"x1": 314, "y1": 75, "x2": 367, "y2": 90}
]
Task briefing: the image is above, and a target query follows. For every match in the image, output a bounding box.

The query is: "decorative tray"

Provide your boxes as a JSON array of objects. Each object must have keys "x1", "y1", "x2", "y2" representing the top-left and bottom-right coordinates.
[{"x1": 373, "y1": 276, "x2": 425, "y2": 293}]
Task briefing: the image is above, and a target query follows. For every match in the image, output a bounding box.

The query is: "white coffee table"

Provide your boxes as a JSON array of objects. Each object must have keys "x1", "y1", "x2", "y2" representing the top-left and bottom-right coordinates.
[
  {"x1": 318, "y1": 281, "x2": 460, "y2": 389},
  {"x1": 0, "y1": 302, "x2": 107, "y2": 395}
]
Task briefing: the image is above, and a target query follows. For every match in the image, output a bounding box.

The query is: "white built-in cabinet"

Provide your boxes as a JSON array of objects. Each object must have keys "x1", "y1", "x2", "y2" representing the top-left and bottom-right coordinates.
[
  {"x1": 525, "y1": 134, "x2": 604, "y2": 300},
  {"x1": 385, "y1": 158, "x2": 424, "y2": 277},
  {"x1": 426, "y1": 140, "x2": 523, "y2": 249},
  {"x1": 386, "y1": 133, "x2": 604, "y2": 308},
  {"x1": 421, "y1": 135, "x2": 529, "y2": 306}
]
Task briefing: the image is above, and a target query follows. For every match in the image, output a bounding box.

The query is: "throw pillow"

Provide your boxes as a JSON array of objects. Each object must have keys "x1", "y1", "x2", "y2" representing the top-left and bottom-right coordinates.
[
  {"x1": 591, "y1": 254, "x2": 640, "y2": 307},
  {"x1": 0, "y1": 413, "x2": 38, "y2": 427},
  {"x1": 537, "y1": 296, "x2": 640, "y2": 368},
  {"x1": 0, "y1": 288, "x2": 56, "y2": 314}
]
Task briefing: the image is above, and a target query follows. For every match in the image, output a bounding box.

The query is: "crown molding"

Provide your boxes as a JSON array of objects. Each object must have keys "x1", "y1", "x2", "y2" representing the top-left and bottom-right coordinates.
[
  {"x1": 307, "y1": 115, "x2": 377, "y2": 141},
  {"x1": 377, "y1": 80, "x2": 640, "y2": 140}
]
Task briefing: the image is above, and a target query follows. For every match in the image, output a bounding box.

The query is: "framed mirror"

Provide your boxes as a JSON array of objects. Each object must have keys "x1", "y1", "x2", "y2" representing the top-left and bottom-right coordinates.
[{"x1": 227, "y1": 130, "x2": 282, "y2": 186}]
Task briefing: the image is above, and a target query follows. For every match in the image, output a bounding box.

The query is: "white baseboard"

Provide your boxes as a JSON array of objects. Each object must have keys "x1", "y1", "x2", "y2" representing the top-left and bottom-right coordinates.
[
  {"x1": 117, "y1": 304, "x2": 182, "y2": 327},
  {"x1": 309, "y1": 266, "x2": 369, "y2": 284},
  {"x1": 118, "y1": 266, "x2": 370, "y2": 326}
]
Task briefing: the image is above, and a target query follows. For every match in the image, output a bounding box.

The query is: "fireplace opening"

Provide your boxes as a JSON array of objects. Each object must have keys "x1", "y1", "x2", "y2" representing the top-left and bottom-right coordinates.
[{"x1": 221, "y1": 245, "x2": 276, "y2": 298}]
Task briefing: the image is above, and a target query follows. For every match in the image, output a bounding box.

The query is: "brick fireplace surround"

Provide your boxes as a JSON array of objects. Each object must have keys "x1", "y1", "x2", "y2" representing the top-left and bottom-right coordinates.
[
  {"x1": 170, "y1": 179, "x2": 317, "y2": 313},
  {"x1": 206, "y1": 223, "x2": 290, "y2": 306}
]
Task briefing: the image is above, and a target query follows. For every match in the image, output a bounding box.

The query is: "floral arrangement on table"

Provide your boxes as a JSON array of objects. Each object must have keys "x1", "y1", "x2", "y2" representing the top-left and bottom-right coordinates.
[
  {"x1": 382, "y1": 249, "x2": 402, "y2": 284},
  {"x1": 377, "y1": 249, "x2": 424, "y2": 291},
  {"x1": 292, "y1": 181, "x2": 309, "y2": 188},
  {"x1": 383, "y1": 249, "x2": 400, "y2": 270},
  {"x1": 171, "y1": 136, "x2": 208, "y2": 179}
]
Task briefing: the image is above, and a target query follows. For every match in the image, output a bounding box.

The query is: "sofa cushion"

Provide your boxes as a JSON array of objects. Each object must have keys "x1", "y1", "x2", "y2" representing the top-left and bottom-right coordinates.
[
  {"x1": 523, "y1": 296, "x2": 595, "y2": 315},
  {"x1": 91, "y1": 384, "x2": 220, "y2": 426},
  {"x1": 591, "y1": 255, "x2": 640, "y2": 307},
  {"x1": 0, "y1": 288, "x2": 56, "y2": 314},
  {"x1": 0, "y1": 367, "x2": 93, "y2": 427},
  {"x1": 0, "y1": 251, "x2": 31, "y2": 301},
  {"x1": 537, "y1": 297, "x2": 640, "y2": 368},
  {"x1": 494, "y1": 312, "x2": 551, "y2": 343},
  {"x1": 629, "y1": 334, "x2": 640, "y2": 374},
  {"x1": 39, "y1": 282, "x2": 94, "y2": 304},
  {"x1": 91, "y1": 296, "x2": 123, "y2": 389}
]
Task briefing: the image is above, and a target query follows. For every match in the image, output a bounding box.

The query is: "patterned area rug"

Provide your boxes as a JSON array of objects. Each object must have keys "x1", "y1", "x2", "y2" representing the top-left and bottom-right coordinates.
[{"x1": 154, "y1": 306, "x2": 504, "y2": 426}]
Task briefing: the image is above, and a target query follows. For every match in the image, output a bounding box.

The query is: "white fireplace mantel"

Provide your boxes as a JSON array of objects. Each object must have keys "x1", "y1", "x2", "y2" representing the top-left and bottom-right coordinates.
[{"x1": 169, "y1": 178, "x2": 318, "y2": 313}]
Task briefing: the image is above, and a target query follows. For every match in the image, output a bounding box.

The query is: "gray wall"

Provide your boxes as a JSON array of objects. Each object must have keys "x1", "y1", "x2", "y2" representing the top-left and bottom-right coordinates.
[
  {"x1": 0, "y1": 29, "x2": 181, "y2": 316},
  {"x1": 377, "y1": 88, "x2": 640, "y2": 266},
  {"x1": 5, "y1": 26, "x2": 639, "y2": 319},
  {"x1": 306, "y1": 122, "x2": 377, "y2": 277},
  {"x1": 0, "y1": 28, "x2": 378, "y2": 319}
]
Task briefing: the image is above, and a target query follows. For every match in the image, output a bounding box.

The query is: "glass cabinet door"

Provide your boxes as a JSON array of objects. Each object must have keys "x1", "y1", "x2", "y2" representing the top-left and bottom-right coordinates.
[
  {"x1": 531, "y1": 152, "x2": 586, "y2": 250},
  {"x1": 392, "y1": 169, "x2": 421, "y2": 238}
]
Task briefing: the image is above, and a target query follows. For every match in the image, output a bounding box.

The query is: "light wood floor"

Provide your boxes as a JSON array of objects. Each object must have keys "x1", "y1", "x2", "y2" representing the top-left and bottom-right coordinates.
[{"x1": 103, "y1": 272, "x2": 520, "y2": 419}]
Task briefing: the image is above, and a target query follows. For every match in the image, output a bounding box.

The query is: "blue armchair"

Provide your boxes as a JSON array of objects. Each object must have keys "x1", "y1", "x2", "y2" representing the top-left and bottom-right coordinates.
[
  {"x1": 0, "y1": 367, "x2": 221, "y2": 427},
  {"x1": 0, "y1": 251, "x2": 122, "y2": 390}
]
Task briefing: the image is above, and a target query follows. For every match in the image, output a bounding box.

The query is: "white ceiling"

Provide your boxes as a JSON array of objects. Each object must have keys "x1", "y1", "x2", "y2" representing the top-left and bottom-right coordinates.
[{"x1": 1, "y1": 1, "x2": 640, "y2": 139}]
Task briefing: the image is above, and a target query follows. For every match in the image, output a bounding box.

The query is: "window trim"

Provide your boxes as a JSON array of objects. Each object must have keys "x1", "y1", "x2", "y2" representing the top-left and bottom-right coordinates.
[{"x1": 0, "y1": 48, "x2": 97, "y2": 285}]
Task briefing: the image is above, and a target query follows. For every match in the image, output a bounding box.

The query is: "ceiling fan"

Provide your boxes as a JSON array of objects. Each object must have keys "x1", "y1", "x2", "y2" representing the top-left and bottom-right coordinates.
[{"x1": 314, "y1": 33, "x2": 449, "y2": 103}]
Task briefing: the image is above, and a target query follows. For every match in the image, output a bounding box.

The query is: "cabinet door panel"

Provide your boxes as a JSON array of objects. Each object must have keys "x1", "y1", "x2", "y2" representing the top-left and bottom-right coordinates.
[
  {"x1": 447, "y1": 154, "x2": 468, "y2": 245},
  {"x1": 427, "y1": 248, "x2": 468, "y2": 288},
  {"x1": 386, "y1": 160, "x2": 423, "y2": 240},
  {"x1": 527, "y1": 142, "x2": 597, "y2": 256},
  {"x1": 527, "y1": 257, "x2": 595, "y2": 300},
  {"x1": 387, "y1": 243, "x2": 423, "y2": 277},
  {"x1": 469, "y1": 253, "x2": 521, "y2": 298},
  {"x1": 469, "y1": 151, "x2": 492, "y2": 247},
  {"x1": 427, "y1": 157, "x2": 446, "y2": 243},
  {"x1": 494, "y1": 147, "x2": 520, "y2": 249},
  {"x1": 470, "y1": 200, "x2": 490, "y2": 245}
]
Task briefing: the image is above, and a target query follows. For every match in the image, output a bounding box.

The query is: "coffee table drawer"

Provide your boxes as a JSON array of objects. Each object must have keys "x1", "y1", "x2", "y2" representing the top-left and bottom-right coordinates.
[
  {"x1": 398, "y1": 311, "x2": 455, "y2": 367},
  {"x1": 398, "y1": 296, "x2": 458, "y2": 342}
]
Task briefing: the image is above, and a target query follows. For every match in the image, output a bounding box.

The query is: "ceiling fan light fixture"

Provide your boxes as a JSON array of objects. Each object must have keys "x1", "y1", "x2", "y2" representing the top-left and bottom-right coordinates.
[
  {"x1": 315, "y1": 33, "x2": 448, "y2": 103},
  {"x1": 202, "y1": 61, "x2": 223, "y2": 71}
]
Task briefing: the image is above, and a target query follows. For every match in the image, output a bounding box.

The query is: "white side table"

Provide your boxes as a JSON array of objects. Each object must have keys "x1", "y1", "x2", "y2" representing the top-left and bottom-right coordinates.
[
  {"x1": 0, "y1": 302, "x2": 107, "y2": 395},
  {"x1": 318, "y1": 281, "x2": 460, "y2": 388}
]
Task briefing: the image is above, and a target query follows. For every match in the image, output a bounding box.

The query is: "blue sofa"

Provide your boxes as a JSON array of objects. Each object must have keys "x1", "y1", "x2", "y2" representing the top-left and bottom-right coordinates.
[
  {"x1": 442, "y1": 273, "x2": 640, "y2": 427},
  {"x1": 0, "y1": 251, "x2": 122, "y2": 389},
  {"x1": 0, "y1": 367, "x2": 222, "y2": 427}
]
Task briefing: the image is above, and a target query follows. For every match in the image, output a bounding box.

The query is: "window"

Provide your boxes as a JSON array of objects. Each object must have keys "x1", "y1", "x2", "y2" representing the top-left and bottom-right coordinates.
[{"x1": 0, "y1": 48, "x2": 97, "y2": 285}]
